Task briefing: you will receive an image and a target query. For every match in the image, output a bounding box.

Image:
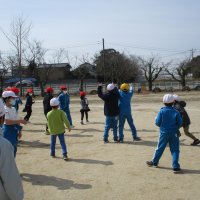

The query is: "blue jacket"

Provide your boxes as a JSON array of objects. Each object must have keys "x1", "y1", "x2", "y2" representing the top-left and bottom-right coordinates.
[
  {"x1": 98, "y1": 86, "x2": 120, "y2": 116},
  {"x1": 155, "y1": 106, "x2": 182, "y2": 133},
  {"x1": 58, "y1": 92, "x2": 70, "y2": 110},
  {"x1": 118, "y1": 88, "x2": 134, "y2": 114}
]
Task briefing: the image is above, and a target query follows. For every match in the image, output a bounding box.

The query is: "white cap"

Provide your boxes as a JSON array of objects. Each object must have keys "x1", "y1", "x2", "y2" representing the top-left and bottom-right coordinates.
[
  {"x1": 50, "y1": 98, "x2": 59, "y2": 106},
  {"x1": 163, "y1": 94, "x2": 174, "y2": 104},
  {"x1": 107, "y1": 83, "x2": 115, "y2": 91},
  {"x1": 173, "y1": 94, "x2": 181, "y2": 102},
  {"x1": 2, "y1": 91, "x2": 17, "y2": 98},
  {"x1": 0, "y1": 99, "x2": 5, "y2": 117}
]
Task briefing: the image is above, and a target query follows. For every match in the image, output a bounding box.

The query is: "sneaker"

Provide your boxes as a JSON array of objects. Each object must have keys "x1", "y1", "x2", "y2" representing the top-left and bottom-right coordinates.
[
  {"x1": 114, "y1": 139, "x2": 119, "y2": 143},
  {"x1": 63, "y1": 155, "x2": 68, "y2": 161},
  {"x1": 86, "y1": 120, "x2": 89, "y2": 122},
  {"x1": 104, "y1": 140, "x2": 109, "y2": 143},
  {"x1": 81, "y1": 121, "x2": 84, "y2": 125},
  {"x1": 173, "y1": 168, "x2": 181, "y2": 173},
  {"x1": 191, "y1": 139, "x2": 200, "y2": 146},
  {"x1": 133, "y1": 137, "x2": 141, "y2": 141},
  {"x1": 51, "y1": 155, "x2": 56, "y2": 158},
  {"x1": 146, "y1": 161, "x2": 158, "y2": 167},
  {"x1": 119, "y1": 140, "x2": 124, "y2": 143}
]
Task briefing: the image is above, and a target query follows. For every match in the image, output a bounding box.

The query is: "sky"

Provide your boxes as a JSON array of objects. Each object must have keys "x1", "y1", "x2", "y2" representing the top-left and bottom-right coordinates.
[{"x1": 0, "y1": 0, "x2": 200, "y2": 66}]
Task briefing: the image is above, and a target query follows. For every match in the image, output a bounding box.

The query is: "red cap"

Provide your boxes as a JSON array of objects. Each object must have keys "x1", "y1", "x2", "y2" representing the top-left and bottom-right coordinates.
[
  {"x1": 80, "y1": 91, "x2": 86, "y2": 97},
  {"x1": 11, "y1": 87, "x2": 20, "y2": 95},
  {"x1": 60, "y1": 85, "x2": 67, "y2": 90},
  {"x1": 27, "y1": 88, "x2": 33, "y2": 93},
  {"x1": 46, "y1": 87, "x2": 54, "y2": 93}
]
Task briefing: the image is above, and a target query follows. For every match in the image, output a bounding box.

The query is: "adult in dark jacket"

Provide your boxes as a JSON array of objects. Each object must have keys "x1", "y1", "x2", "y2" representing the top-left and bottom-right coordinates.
[
  {"x1": 98, "y1": 83, "x2": 120, "y2": 143},
  {"x1": 43, "y1": 87, "x2": 54, "y2": 134},
  {"x1": 23, "y1": 89, "x2": 35, "y2": 122},
  {"x1": 173, "y1": 94, "x2": 200, "y2": 146}
]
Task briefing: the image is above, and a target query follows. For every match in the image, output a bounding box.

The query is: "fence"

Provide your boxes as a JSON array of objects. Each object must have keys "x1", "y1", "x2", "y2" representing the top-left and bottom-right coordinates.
[{"x1": 18, "y1": 80, "x2": 200, "y2": 96}]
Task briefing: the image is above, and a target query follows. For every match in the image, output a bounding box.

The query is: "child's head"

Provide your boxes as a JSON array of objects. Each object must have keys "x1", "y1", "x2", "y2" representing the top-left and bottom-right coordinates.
[
  {"x1": 46, "y1": 87, "x2": 54, "y2": 94},
  {"x1": 163, "y1": 94, "x2": 174, "y2": 106},
  {"x1": 107, "y1": 83, "x2": 115, "y2": 92},
  {"x1": 50, "y1": 98, "x2": 59, "y2": 109},
  {"x1": 26, "y1": 88, "x2": 33, "y2": 96},
  {"x1": 11, "y1": 87, "x2": 20, "y2": 95},
  {"x1": 120, "y1": 83, "x2": 129, "y2": 92},
  {"x1": 2, "y1": 91, "x2": 17, "y2": 107},
  {"x1": 60, "y1": 85, "x2": 67, "y2": 94},
  {"x1": 173, "y1": 94, "x2": 181, "y2": 102},
  {"x1": 80, "y1": 91, "x2": 86, "y2": 98}
]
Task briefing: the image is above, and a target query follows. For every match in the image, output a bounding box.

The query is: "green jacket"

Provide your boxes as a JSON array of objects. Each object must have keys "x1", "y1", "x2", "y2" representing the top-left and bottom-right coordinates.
[{"x1": 47, "y1": 109, "x2": 70, "y2": 134}]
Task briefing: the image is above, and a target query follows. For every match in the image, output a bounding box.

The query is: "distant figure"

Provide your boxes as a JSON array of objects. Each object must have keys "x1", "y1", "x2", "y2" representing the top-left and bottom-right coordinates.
[
  {"x1": 146, "y1": 94, "x2": 182, "y2": 173},
  {"x1": 80, "y1": 91, "x2": 90, "y2": 125},
  {"x1": 58, "y1": 85, "x2": 74, "y2": 128},
  {"x1": 47, "y1": 98, "x2": 71, "y2": 160},
  {"x1": 23, "y1": 89, "x2": 35, "y2": 122},
  {"x1": 173, "y1": 94, "x2": 200, "y2": 146},
  {"x1": 43, "y1": 87, "x2": 54, "y2": 134},
  {"x1": 0, "y1": 98, "x2": 24, "y2": 200},
  {"x1": 10, "y1": 87, "x2": 22, "y2": 112},
  {"x1": 98, "y1": 83, "x2": 120, "y2": 143}
]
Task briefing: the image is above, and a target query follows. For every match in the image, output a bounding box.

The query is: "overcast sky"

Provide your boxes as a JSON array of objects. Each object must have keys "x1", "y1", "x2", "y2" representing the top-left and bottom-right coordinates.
[{"x1": 0, "y1": 0, "x2": 200, "y2": 65}]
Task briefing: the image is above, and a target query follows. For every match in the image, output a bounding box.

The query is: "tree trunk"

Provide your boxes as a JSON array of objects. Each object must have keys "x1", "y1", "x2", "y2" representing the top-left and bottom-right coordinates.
[{"x1": 148, "y1": 80, "x2": 153, "y2": 91}]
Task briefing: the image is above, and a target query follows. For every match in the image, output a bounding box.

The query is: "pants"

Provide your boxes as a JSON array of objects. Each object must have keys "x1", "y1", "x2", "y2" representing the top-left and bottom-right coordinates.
[
  {"x1": 50, "y1": 133, "x2": 67, "y2": 156},
  {"x1": 104, "y1": 116, "x2": 118, "y2": 141},
  {"x1": 119, "y1": 112, "x2": 137, "y2": 141},
  {"x1": 44, "y1": 114, "x2": 48, "y2": 131},
  {"x1": 24, "y1": 106, "x2": 32, "y2": 121},
  {"x1": 3, "y1": 124, "x2": 22, "y2": 157},
  {"x1": 81, "y1": 110, "x2": 88, "y2": 121},
  {"x1": 152, "y1": 132, "x2": 180, "y2": 169},
  {"x1": 63, "y1": 108, "x2": 73, "y2": 126},
  {"x1": 183, "y1": 125, "x2": 197, "y2": 140}
]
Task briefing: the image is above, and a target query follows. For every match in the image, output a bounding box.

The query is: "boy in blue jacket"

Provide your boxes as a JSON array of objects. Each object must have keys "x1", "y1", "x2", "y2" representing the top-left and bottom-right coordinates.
[
  {"x1": 98, "y1": 83, "x2": 120, "y2": 143},
  {"x1": 58, "y1": 85, "x2": 74, "y2": 128},
  {"x1": 118, "y1": 83, "x2": 141, "y2": 142},
  {"x1": 146, "y1": 94, "x2": 183, "y2": 173}
]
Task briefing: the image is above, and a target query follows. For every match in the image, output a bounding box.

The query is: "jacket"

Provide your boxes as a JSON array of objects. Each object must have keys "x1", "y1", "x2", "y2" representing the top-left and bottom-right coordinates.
[
  {"x1": 98, "y1": 86, "x2": 120, "y2": 116},
  {"x1": 118, "y1": 88, "x2": 134, "y2": 114},
  {"x1": 0, "y1": 133, "x2": 24, "y2": 200},
  {"x1": 58, "y1": 92, "x2": 70, "y2": 110},
  {"x1": 173, "y1": 101, "x2": 190, "y2": 127},
  {"x1": 155, "y1": 106, "x2": 182, "y2": 133},
  {"x1": 43, "y1": 93, "x2": 53, "y2": 115}
]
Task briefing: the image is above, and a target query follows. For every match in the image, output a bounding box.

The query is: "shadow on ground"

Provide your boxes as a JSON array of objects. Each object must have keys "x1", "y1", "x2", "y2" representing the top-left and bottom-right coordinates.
[
  {"x1": 69, "y1": 158, "x2": 113, "y2": 166},
  {"x1": 21, "y1": 173, "x2": 92, "y2": 190}
]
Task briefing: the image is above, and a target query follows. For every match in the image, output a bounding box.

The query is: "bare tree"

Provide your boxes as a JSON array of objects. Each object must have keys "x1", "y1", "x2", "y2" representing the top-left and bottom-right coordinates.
[
  {"x1": 139, "y1": 56, "x2": 163, "y2": 91},
  {"x1": 0, "y1": 15, "x2": 31, "y2": 95},
  {"x1": 165, "y1": 59, "x2": 191, "y2": 88}
]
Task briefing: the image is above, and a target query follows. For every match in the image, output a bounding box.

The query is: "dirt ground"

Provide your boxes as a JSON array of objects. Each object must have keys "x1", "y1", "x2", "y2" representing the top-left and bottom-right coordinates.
[{"x1": 16, "y1": 91, "x2": 200, "y2": 200}]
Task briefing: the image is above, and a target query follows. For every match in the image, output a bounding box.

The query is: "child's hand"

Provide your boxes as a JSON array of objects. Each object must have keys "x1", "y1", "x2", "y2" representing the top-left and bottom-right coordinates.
[
  {"x1": 18, "y1": 132, "x2": 22, "y2": 139},
  {"x1": 20, "y1": 119, "x2": 27, "y2": 125}
]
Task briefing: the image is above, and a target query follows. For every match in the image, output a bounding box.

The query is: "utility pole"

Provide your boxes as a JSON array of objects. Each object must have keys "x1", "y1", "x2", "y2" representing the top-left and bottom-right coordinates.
[
  {"x1": 102, "y1": 38, "x2": 105, "y2": 83},
  {"x1": 190, "y1": 48, "x2": 195, "y2": 59}
]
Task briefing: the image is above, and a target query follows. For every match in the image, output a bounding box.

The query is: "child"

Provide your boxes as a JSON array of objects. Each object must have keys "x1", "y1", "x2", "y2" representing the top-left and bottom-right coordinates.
[
  {"x1": 2, "y1": 91, "x2": 27, "y2": 157},
  {"x1": 173, "y1": 94, "x2": 200, "y2": 146},
  {"x1": 23, "y1": 88, "x2": 35, "y2": 122},
  {"x1": 43, "y1": 87, "x2": 54, "y2": 134},
  {"x1": 98, "y1": 83, "x2": 120, "y2": 143},
  {"x1": 10, "y1": 87, "x2": 22, "y2": 112},
  {"x1": 47, "y1": 98, "x2": 71, "y2": 160},
  {"x1": 146, "y1": 94, "x2": 183, "y2": 173},
  {"x1": 118, "y1": 83, "x2": 141, "y2": 142},
  {"x1": 58, "y1": 85, "x2": 74, "y2": 128},
  {"x1": 80, "y1": 91, "x2": 90, "y2": 125},
  {"x1": 0, "y1": 101, "x2": 24, "y2": 200}
]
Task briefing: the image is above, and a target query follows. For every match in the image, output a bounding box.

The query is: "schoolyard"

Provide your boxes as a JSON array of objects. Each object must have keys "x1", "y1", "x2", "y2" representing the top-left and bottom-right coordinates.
[{"x1": 16, "y1": 91, "x2": 200, "y2": 200}]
